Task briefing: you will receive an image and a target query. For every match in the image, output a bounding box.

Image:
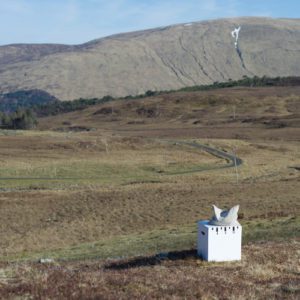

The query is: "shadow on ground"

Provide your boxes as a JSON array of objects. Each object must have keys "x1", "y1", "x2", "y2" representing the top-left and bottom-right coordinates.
[{"x1": 104, "y1": 249, "x2": 198, "y2": 270}]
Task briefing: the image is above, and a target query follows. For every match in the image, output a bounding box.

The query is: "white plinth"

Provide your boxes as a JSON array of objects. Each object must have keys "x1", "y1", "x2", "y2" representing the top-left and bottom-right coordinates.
[{"x1": 197, "y1": 220, "x2": 242, "y2": 262}]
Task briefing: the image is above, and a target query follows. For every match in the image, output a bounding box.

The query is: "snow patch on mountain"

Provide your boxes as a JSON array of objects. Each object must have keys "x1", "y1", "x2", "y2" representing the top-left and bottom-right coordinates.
[{"x1": 231, "y1": 26, "x2": 241, "y2": 49}]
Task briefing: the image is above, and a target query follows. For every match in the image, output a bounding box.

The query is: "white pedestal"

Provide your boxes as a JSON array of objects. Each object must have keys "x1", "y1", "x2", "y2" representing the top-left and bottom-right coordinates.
[{"x1": 197, "y1": 220, "x2": 242, "y2": 262}]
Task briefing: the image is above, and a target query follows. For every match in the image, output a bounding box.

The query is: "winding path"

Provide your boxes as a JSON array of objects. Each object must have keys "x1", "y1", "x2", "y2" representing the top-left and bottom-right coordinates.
[
  {"x1": 0, "y1": 141, "x2": 242, "y2": 181},
  {"x1": 164, "y1": 141, "x2": 242, "y2": 175}
]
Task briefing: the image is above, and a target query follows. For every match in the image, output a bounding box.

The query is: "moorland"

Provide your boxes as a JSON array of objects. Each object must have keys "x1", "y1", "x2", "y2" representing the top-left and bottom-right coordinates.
[{"x1": 0, "y1": 84, "x2": 299, "y2": 298}]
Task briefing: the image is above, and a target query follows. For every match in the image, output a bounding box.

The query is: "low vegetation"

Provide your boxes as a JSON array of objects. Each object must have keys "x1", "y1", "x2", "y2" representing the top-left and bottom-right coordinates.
[
  {"x1": 0, "y1": 83, "x2": 299, "y2": 298},
  {"x1": 33, "y1": 75, "x2": 300, "y2": 117},
  {"x1": 1, "y1": 76, "x2": 299, "y2": 119},
  {"x1": 0, "y1": 132, "x2": 298, "y2": 259},
  {"x1": 0, "y1": 239, "x2": 299, "y2": 299},
  {"x1": 5, "y1": 216, "x2": 299, "y2": 262}
]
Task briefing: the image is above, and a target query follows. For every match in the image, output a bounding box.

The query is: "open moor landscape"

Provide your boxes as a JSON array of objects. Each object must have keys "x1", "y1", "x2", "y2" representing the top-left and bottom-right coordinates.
[{"x1": 0, "y1": 83, "x2": 299, "y2": 298}]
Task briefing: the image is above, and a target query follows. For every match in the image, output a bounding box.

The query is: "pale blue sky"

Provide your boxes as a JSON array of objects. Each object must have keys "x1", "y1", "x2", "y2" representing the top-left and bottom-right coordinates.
[{"x1": 0, "y1": 0, "x2": 299, "y2": 45}]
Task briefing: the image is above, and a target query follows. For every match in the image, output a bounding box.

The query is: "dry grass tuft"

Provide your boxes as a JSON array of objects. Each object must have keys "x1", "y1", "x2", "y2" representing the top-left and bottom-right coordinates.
[{"x1": 0, "y1": 240, "x2": 299, "y2": 299}]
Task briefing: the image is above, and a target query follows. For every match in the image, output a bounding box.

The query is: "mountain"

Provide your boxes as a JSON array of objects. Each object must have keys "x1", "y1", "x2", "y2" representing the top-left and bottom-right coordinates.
[{"x1": 0, "y1": 17, "x2": 300, "y2": 100}]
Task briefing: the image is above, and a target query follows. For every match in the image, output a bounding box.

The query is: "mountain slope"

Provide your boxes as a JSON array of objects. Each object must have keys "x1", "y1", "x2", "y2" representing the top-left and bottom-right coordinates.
[{"x1": 0, "y1": 17, "x2": 300, "y2": 100}]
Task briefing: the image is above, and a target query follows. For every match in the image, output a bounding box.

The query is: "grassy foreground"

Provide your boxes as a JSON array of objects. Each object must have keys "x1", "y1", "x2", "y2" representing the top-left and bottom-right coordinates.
[
  {"x1": 0, "y1": 85, "x2": 299, "y2": 298},
  {"x1": 0, "y1": 239, "x2": 299, "y2": 299},
  {"x1": 4, "y1": 216, "x2": 299, "y2": 262}
]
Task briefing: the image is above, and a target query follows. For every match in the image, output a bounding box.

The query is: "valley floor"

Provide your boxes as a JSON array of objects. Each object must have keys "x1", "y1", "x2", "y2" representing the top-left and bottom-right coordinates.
[{"x1": 0, "y1": 86, "x2": 299, "y2": 298}]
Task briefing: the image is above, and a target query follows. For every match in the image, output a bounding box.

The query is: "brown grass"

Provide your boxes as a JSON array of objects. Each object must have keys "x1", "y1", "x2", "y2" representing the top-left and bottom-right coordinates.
[
  {"x1": 0, "y1": 85, "x2": 299, "y2": 298},
  {"x1": 38, "y1": 86, "x2": 300, "y2": 141},
  {"x1": 0, "y1": 131, "x2": 299, "y2": 257},
  {"x1": 0, "y1": 240, "x2": 299, "y2": 299}
]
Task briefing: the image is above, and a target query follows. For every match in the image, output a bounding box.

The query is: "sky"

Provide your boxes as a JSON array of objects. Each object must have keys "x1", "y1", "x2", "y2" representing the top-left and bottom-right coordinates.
[{"x1": 0, "y1": 0, "x2": 299, "y2": 45}]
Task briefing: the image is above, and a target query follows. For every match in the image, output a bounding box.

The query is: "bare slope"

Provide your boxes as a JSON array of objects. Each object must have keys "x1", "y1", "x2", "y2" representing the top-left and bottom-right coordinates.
[{"x1": 0, "y1": 17, "x2": 300, "y2": 100}]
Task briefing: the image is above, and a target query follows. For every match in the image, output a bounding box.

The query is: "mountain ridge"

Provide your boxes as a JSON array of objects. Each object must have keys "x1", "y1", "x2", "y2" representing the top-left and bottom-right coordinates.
[{"x1": 0, "y1": 17, "x2": 300, "y2": 100}]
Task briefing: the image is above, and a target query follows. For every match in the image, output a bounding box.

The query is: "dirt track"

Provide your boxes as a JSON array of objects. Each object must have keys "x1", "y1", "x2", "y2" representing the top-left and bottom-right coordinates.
[
  {"x1": 180, "y1": 141, "x2": 242, "y2": 167},
  {"x1": 0, "y1": 141, "x2": 242, "y2": 181}
]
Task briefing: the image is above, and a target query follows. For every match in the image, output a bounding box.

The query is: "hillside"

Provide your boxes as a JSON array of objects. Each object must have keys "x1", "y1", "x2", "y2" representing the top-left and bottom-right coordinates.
[
  {"x1": 37, "y1": 85, "x2": 300, "y2": 141},
  {"x1": 0, "y1": 85, "x2": 299, "y2": 298},
  {"x1": 0, "y1": 17, "x2": 300, "y2": 100}
]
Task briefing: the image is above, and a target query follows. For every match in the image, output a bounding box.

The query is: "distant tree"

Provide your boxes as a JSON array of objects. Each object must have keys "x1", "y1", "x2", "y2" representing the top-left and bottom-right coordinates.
[
  {"x1": 145, "y1": 90, "x2": 156, "y2": 97},
  {"x1": 0, "y1": 109, "x2": 37, "y2": 130},
  {"x1": 0, "y1": 112, "x2": 3, "y2": 127},
  {"x1": 2, "y1": 113, "x2": 12, "y2": 128}
]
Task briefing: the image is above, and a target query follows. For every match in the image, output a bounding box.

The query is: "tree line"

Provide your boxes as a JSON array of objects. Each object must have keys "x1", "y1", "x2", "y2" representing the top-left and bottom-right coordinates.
[
  {"x1": 33, "y1": 95, "x2": 114, "y2": 117},
  {"x1": 0, "y1": 109, "x2": 37, "y2": 130},
  {"x1": 0, "y1": 76, "x2": 299, "y2": 128},
  {"x1": 33, "y1": 76, "x2": 300, "y2": 117},
  {"x1": 179, "y1": 75, "x2": 300, "y2": 92},
  {"x1": 0, "y1": 89, "x2": 57, "y2": 113}
]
